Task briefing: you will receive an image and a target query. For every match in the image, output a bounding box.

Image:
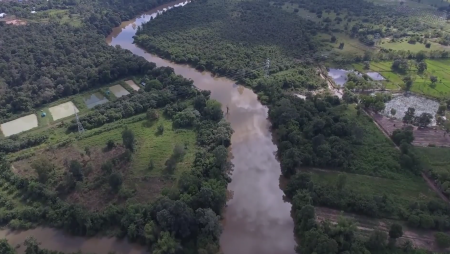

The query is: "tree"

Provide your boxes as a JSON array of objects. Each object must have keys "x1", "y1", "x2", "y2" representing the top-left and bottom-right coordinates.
[
  {"x1": 106, "y1": 140, "x2": 115, "y2": 150},
  {"x1": 390, "y1": 108, "x2": 396, "y2": 117},
  {"x1": 417, "y1": 61, "x2": 427, "y2": 73},
  {"x1": 109, "y1": 171, "x2": 123, "y2": 193},
  {"x1": 366, "y1": 230, "x2": 387, "y2": 250},
  {"x1": 69, "y1": 160, "x2": 83, "y2": 182},
  {"x1": 147, "y1": 108, "x2": 159, "y2": 122},
  {"x1": 144, "y1": 221, "x2": 158, "y2": 244},
  {"x1": 430, "y1": 75, "x2": 438, "y2": 83},
  {"x1": 336, "y1": 173, "x2": 347, "y2": 191},
  {"x1": 204, "y1": 100, "x2": 223, "y2": 121},
  {"x1": 342, "y1": 89, "x2": 357, "y2": 104},
  {"x1": 403, "y1": 107, "x2": 416, "y2": 124},
  {"x1": 122, "y1": 128, "x2": 135, "y2": 152},
  {"x1": 391, "y1": 129, "x2": 414, "y2": 145},
  {"x1": 153, "y1": 231, "x2": 180, "y2": 254},
  {"x1": 363, "y1": 61, "x2": 370, "y2": 70},
  {"x1": 389, "y1": 223, "x2": 403, "y2": 239},
  {"x1": 435, "y1": 232, "x2": 450, "y2": 249},
  {"x1": 416, "y1": 112, "x2": 433, "y2": 127},
  {"x1": 144, "y1": 79, "x2": 163, "y2": 91},
  {"x1": 331, "y1": 35, "x2": 337, "y2": 43},
  {"x1": 157, "y1": 124, "x2": 165, "y2": 134},
  {"x1": 84, "y1": 147, "x2": 91, "y2": 158},
  {"x1": 403, "y1": 76, "x2": 413, "y2": 91},
  {"x1": 31, "y1": 157, "x2": 54, "y2": 183}
]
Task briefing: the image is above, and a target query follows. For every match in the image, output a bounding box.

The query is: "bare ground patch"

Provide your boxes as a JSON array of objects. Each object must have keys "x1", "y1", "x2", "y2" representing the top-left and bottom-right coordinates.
[{"x1": 368, "y1": 112, "x2": 450, "y2": 147}]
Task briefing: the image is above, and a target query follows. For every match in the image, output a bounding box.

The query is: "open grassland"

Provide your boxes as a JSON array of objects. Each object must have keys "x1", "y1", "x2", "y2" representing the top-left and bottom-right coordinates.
[
  {"x1": 353, "y1": 60, "x2": 450, "y2": 97},
  {"x1": 416, "y1": 147, "x2": 450, "y2": 196},
  {"x1": 379, "y1": 40, "x2": 448, "y2": 52},
  {"x1": 309, "y1": 169, "x2": 440, "y2": 207}
]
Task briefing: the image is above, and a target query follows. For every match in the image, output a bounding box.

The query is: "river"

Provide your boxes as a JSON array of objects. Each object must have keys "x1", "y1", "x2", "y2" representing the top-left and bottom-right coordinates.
[{"x1": 0, "y1": 1, "x2": 296, "y2": 253}]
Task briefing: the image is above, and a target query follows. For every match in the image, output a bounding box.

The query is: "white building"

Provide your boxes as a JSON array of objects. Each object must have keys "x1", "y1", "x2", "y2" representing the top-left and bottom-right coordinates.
[{"x1": 0, "y1": 13, "x2": 6, "y2": 18}]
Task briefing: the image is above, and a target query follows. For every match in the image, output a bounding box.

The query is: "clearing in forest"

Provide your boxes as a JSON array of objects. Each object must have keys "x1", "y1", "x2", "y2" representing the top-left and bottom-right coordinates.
[
  {"x1": 0, "y1": 114, "x2": 38, "y2": 137},
  {"x1": 125, "y1": 80, "x2": 141, "y2": 91},
  {"x1": 109, "y1": 85, "x2": 130, "y2": 98},
  {"x1": 48, "y1": 101, "x2": 79, "y2": 121}
]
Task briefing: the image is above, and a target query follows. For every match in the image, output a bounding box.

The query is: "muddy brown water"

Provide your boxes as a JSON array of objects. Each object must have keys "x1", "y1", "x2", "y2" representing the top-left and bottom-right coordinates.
[{"x1": 0, "y1": 1, "x2": 296, "y2": 253}]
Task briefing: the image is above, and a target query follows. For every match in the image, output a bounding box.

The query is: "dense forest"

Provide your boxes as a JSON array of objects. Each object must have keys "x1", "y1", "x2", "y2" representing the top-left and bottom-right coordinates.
[{"x1": 135, "y1": 0, "x2": 321, "y2": 80}]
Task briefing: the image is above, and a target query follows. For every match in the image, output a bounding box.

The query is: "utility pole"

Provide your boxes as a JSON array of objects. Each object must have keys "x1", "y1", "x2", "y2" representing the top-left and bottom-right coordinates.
[
  {"x1": 75, "y1": 107, "x2": 85, "y2": 134},
  {"x1": 264, "y1": 58, "x2": 270, "y2": 78}
]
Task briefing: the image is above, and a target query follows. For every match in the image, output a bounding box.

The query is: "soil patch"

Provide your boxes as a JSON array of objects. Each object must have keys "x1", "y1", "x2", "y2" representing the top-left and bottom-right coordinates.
[
  {"x1": 48, "y1": 101, "x2": 79, "y2": 121},
  {"x1": 368, "y1": 111, "x2": 450, "y2": 147},
  {"x1": 125, "y1": 80, "x2": 141, "y2": 91},
  {"x1": 1, "y1": 114, "x2": 38, "y2": 137}
]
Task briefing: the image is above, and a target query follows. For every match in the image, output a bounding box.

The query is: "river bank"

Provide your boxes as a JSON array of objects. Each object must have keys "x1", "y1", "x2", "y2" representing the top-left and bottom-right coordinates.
[{"x1": 0, "y1": 1, "x2": 296, "y2": 254}]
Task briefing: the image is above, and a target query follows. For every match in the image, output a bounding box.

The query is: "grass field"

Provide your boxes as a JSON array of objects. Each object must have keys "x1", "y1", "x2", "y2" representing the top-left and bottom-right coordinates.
[
  {"x1": 309, "y1": 170, "x2": 440, "y2": 207},
  {"x1": 379, "y1": 40, "x2": 448, "y2": 52},
  {"x1": 416, "y1": 147, "x2": 450, "y2": 192}
]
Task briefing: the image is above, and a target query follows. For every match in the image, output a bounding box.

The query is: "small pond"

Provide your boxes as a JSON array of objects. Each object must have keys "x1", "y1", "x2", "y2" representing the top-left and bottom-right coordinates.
[
  {"x1": 366, "y1": 72, "x2": 385, "y2": 81},
  {"x1": 327, "y1": 69, "x2": 386, "y2": 86},
  {"x1": 383, "y1": 94, "x2": 439, "y2": 126},
  {"x1": 84, "y1": 93, "x2": 109, "y2": 109},
  {"x1": 109, "y1": 85, "x2": 130, "y2": 98}
]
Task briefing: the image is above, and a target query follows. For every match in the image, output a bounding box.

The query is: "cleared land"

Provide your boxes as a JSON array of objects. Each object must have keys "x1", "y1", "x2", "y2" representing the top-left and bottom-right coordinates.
[
  {"x1": 48, "y1": 101, "x2": 79, "y2": 121},
  {"x1": 109, "y1": 85, "x2": 130, "y2": 98},
  {"x1": 125, "y1": 80, "x2": 141, "y2": 91},
  {"x1": 11, "y1": 114, "x2": 196, "y2": 210},
  {"x1": 369, "y1": 112, "x2": 450, "y2": 147},
  {"x1": 0, "y1": 114, "x2": 38, "y2": 137}
]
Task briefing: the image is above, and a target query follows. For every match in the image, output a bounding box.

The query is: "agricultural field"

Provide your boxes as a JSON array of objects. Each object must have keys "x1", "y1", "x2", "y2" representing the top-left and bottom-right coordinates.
[
  {"x1": 0, "y1": 114, "x2": 38, "y2": 137},
  {"x1": 353, "y1": 60, "x2": 450, "y2": 98}
]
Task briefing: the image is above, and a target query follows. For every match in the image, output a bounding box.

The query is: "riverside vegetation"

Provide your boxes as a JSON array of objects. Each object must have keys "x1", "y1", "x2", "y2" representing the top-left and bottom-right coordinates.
[
  {"x1": 134, "y1": 0, "x2": 450, "y2": 252},
  {"x1": 0, "y1": 0, "x2": 233, "y2": 253}
]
